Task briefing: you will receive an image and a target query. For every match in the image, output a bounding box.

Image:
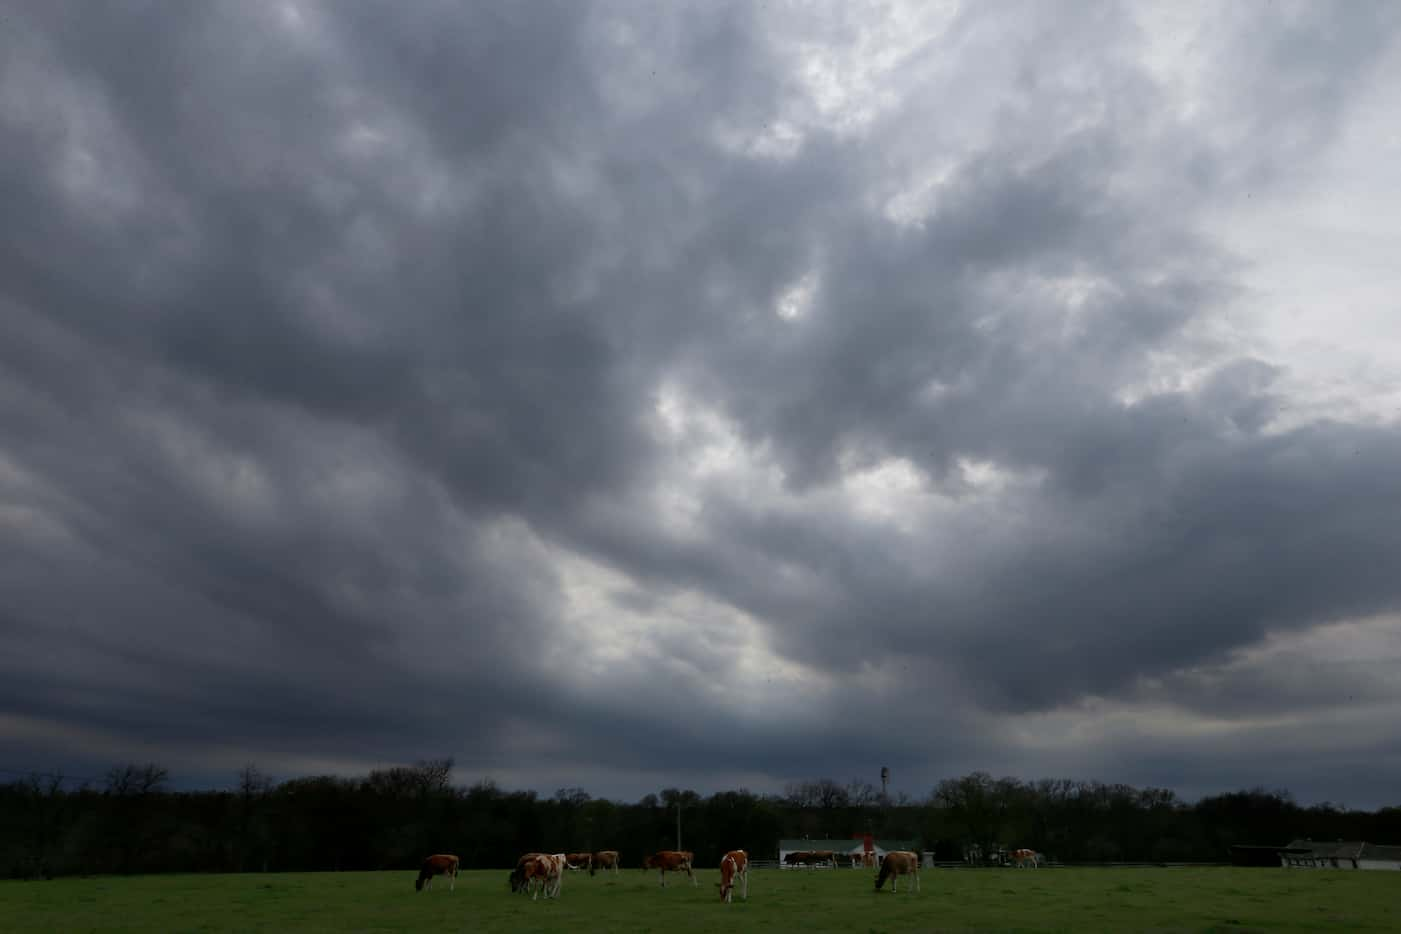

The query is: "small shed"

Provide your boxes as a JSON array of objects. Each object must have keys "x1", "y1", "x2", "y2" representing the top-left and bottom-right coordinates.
[
  {"x1": 1281, "y1": 840, "x2": 1401, "y2": 870},
  {"x1": 1281, "y1": 840, "x2": 1362, "y2": 868}
]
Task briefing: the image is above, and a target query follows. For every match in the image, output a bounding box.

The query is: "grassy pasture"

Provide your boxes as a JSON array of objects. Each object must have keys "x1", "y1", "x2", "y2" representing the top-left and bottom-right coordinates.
[{"x1": 2, "y1": 865, "x2": 1395, "y2": 933}]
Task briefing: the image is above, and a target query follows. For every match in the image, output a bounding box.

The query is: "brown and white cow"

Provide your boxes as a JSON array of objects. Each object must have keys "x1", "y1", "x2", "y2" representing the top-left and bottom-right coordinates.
[
  {"x1": 1010, "y1": 848, "x2": 1042, "y2": 868},
  {"x1": 644, "y1": 850, "x2": 697, "y2": 887},
  {"x1": 874, "y1": 850, "x2": 921, "y2": 893},
  {"x1": 718, "y1": 849, "x2": 748, "y2": 902},
  {"x1": 565, "y1": 852, "x2": 593, "y2": 872},
  {"x1": 415, "y1": 853, "x2": 460, "y2": 892},
  {"x1": 590, "y1": 850, "x2": 620, "y2": 876},
  {"x1": 510, "y1": 852, "x2": 566, "y2": 900},
  {"x1": 535, "y1": 853, "x2": 567, "y2": 899},
  {"x1": 785, "y1": 849, "x2": 835, "y2": 867},
  {"x1": 509, "y1": 852, "x2": 543, "y2": 896}
]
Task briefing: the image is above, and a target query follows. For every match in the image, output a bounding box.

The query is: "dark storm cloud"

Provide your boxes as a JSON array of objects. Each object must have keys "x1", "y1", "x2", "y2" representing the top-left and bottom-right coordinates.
[{"x1": 3, "y1": 0, "x2": 1400, "y2": 804}]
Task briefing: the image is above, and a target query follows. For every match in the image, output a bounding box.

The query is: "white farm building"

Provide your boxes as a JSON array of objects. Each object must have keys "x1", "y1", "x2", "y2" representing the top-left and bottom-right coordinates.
[{"x1": 1280, "y1": 840, "x2": 1401, "y2": 870}]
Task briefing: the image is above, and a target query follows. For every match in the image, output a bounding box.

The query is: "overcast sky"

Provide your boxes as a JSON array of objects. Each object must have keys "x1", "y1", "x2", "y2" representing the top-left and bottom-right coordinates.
[{"x1": 4, "y1": 0, "x2": 1401, "y2": 808}]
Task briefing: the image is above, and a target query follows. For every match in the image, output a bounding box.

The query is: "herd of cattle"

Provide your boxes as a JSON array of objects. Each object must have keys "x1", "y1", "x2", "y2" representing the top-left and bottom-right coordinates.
[
  {"x1": 783, "y1": 849, "x2": 878, "y2": 868},
  {"x1": 504, "y1": 849, "x2": 753, "y2": 901},
  {"x1": 414, "y1": 847, "x2": 928, "y2": 900}
]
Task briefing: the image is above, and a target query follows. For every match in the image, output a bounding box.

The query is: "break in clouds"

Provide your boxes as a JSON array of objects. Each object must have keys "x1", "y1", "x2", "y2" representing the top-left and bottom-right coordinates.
[{"x1": 3, "y1": 1, "x2": 1401, "y2": 807}]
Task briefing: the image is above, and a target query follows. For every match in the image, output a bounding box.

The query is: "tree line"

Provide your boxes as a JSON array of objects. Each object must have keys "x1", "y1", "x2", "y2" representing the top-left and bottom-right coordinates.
[{"x1": 4, "y1": 761, "x2": 1399, "y2": 878}]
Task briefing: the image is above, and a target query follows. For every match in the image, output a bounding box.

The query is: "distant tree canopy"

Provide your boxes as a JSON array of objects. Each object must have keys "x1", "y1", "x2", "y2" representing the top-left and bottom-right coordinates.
[{"x1": 2, "y1": 761, "x2": 1396, "y2": 878}]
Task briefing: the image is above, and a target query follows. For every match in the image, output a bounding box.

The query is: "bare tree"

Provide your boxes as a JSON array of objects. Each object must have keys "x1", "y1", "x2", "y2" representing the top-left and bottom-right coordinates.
[
  {"x1": 414, "y1": 758, "x2": 453, "y2": 794},
  {"x1": 238, "y1": 764, "x2": 273, "y2": 799},
  {"x1": 15, "y1": 771, "x2": 67, "y2": 878},
  {"x1": 554, "y1": 787, "x2": 591, "y2": 807},
  {"x1": 365, "y1": 758, "x2": 454, "y2": 797},
  {"x1": 786, "y1": 778, "x2": 849, "y2": 809},
  {"x1": 104, "y1": 762, "x2": 169, "y2": 796},
  {"x1": 236, "y1": 764, "x2": 274, "y2": 872},
  {"x1": 846, "y1": 780, "x2": 879, "y2": 807}
]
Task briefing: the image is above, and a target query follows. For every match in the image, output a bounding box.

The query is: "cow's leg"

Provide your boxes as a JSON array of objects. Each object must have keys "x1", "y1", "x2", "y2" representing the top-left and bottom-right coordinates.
[
  {"x1": 659, "y1": 869, "x2": 666, "y2": 888},
  {"x1": 689, "y1": 865, "x2": 697, "y2": 887}
]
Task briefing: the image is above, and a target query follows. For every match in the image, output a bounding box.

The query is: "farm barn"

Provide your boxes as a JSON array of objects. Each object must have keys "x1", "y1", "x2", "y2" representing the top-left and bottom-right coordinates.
[
  {"x1": 778, "y1": 837, "x2": 918, "y2": 867},
  {"x1": 1279, "y1": 840, "x2": 1401, "y2": 870}
]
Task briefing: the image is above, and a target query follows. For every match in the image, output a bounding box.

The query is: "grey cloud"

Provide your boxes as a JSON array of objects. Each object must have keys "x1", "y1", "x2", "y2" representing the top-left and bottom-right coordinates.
[{"x1": 2, "y1": 1, "x2": 1400, "y2": 805}]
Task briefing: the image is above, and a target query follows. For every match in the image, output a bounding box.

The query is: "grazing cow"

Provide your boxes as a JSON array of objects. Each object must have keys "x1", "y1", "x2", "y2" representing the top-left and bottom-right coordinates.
[
  {"x1": 718, "y1": 849, "x2": 748, "y2": 903},
  {"x1": 874, "y1": 850, "x2": 921, "y2": 893},
  {"x1": 542, "y1": 853, "x2": 567, "y2": 898},
  {"x1": 644, "y1": 850, "x2": 697, "y2": 887},
  {"x1": 415, "y1": 853, "x2": 460, "y2": 892},
  {"x1": 590, "y1": 850, "x2": 620, "y2": 876},
  {"x1": 1010, "y1": 848, "x2": 1043, "y2": 868},
  {"x1": 509, "y1": 852, "x2": 566, "y2": 899},
  {"x1": 509, "y1": 852, "x2": 544, "y2": 896},
  {"x1": 784, "y1": 850, "x2": 817, "y2": 867},
  {"x1": 786, "y1": 849, "x2": 835, "y2": 867},
  {"x1": 516, "y1": 853, "x2": 566, "y2": 900},
  {"x1": 566, "y1": 852, "x2": 593, "y2": 872}
]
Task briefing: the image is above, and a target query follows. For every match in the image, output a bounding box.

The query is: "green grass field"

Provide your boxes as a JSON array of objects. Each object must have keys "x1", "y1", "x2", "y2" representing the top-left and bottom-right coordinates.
[{"x1": 2, "y1": 866, "x2": 1395, "y2": 933}]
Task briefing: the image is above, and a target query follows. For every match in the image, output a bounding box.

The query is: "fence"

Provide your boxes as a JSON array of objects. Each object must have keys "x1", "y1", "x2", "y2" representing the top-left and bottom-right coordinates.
[
  {"x1": 932, "y1": 861, "x2": 1230, "y2": 869},
  {"x1": 754, "y1": 860, "x2": 1230, "y2": 870}
]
